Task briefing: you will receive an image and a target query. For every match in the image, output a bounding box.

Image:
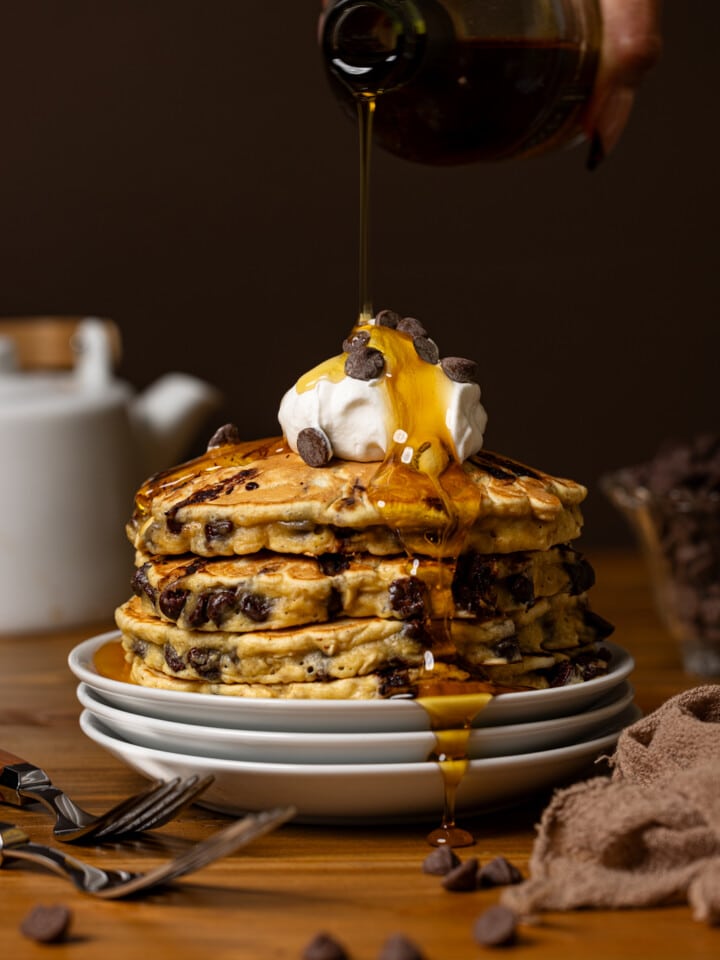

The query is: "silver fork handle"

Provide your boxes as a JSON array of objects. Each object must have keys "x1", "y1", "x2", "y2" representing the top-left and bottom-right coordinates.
[
  {"x1": 0, "y1": 759, "x2": 93, "y2": 826},
  {"x1": 0, "y1": 823, "x2": 135, "y2": 893}
]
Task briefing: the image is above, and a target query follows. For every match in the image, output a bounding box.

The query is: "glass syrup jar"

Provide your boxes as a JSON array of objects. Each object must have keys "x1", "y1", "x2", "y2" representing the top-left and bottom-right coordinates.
[{"x1": 320, "y1": 0, "x2": 602, "y2": 164}]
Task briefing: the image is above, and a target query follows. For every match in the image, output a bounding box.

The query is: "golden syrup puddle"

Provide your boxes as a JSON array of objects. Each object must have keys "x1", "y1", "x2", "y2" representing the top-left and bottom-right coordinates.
[{"x1": 94, "y1": 639, "x2": 133, "y2": 684}]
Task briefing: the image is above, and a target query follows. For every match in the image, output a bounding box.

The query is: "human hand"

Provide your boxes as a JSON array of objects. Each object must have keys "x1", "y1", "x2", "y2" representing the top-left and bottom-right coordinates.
[{"x1": 587, "y1": 0, "x2": 662, "y2": 166}]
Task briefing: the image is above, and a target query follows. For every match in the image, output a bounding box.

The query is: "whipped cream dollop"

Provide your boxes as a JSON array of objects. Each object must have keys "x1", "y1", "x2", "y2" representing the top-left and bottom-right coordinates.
[{"x1": 278, "y1": 312, "x2": 488, "y2": 468}]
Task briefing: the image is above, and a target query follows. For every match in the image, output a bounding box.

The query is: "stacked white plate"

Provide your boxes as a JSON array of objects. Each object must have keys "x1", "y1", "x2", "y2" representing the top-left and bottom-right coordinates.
[{"x1": 70, "y1": 631, "x2": 638, "y2": 823}]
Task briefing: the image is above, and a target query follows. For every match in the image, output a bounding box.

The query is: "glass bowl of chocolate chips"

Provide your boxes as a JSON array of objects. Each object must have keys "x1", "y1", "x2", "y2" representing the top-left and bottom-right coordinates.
[{"x1": 602, "y1": 433, "x2": 720, "y2": 678}]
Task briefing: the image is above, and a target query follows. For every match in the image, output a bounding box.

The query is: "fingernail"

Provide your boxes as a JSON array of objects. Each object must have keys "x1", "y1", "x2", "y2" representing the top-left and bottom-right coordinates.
[{"x1": 586, "y1": 131, "x2": 605, "y2": 172}]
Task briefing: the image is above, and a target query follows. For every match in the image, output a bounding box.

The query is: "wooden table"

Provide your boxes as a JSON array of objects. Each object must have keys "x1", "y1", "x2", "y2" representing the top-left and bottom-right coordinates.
[{"x1": 0, "y1": 549, "x2": 716, "y2": 959}]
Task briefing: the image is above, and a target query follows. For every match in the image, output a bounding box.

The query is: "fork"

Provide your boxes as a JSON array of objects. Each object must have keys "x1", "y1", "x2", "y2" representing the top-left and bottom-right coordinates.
[
  {"x1": 0, "y1": 749, "x2": 213, "y2": 843},
  {"x1": 0, "y1": 806, "x2": 295, "y2": 898}
]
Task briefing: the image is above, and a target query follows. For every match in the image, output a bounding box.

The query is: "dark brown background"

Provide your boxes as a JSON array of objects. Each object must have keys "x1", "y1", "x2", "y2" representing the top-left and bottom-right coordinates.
[{"x1": 0, "y1": 2, "x2": 716, "y2": 545}]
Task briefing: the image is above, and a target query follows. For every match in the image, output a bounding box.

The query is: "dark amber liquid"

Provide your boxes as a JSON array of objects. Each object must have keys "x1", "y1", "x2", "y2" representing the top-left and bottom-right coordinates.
[{"x1": 330, "y1": 37, "x2": 594, "y2": 165}]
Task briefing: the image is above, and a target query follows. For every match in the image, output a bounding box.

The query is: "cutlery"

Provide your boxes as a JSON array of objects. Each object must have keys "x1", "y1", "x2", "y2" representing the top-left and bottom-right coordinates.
[
  {"x1": 0, "y1": 806, "x2": 295, "y2": 898},
  {"x1": 0, "y1": 749, "x2": 213, "y2": 842}
]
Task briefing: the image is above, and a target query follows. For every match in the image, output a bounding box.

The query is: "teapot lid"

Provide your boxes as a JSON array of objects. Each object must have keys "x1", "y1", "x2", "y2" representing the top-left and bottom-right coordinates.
[{"x1": 0, "y1": 322, "x2": 130, "y2": 417}]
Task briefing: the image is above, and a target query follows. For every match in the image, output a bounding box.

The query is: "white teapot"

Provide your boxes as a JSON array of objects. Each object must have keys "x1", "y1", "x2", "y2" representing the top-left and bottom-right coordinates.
[{"x1": 0, "y1": 319, "x2": 221, "y2": 632}]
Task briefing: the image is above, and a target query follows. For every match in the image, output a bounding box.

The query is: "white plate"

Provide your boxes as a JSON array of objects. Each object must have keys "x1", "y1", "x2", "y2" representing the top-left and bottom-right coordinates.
[
  {"x1": 69, "y1": 632, "x2": 634, "y2": 733},
  {"x1": 79, "y1": 705, "x2": 640, "y2": 822},
  {"x1": 77, "y1": 680, "x2": 635, "y2": 764}
]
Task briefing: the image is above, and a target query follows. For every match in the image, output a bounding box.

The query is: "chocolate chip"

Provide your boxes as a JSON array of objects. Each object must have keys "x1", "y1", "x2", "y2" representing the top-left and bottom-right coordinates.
[
  {"x1": 205, "y1": 519, "x2": 234, "y2": 541},
  {"x1": 342, "y1": 329, "x2": 371, "y2": 353},
  {"x1": 378, "y1": 933, "x2": 426, "y2": 960},
  {"x1": 389, "y1": 576, "x2": 428, "y2": 620},
  {"x1": 187, "y1": 594, "x2": 210, "y2": 628},
  {"x1": 413, "y1": 336, "x2": 440, "y2": 365},
  {"x1": 318, "y1": 553, "x2": 350, "y2": 576},
  {"x1": 477, "y1": 856, "x2": 523, "y2": 888},
  {"x1": 505, "y1": 572, "x2": 534, "y2": 605},
  {"x1": 207, "y1": 423, "x2": 242, "y2": 450},
  {"x1": 566, "y1": 556, "x2": 596, "y2": 595},
  {"x1": 376, "y1": 308, "x2": 401, "y2": 328},
  {"x1": 245, "y1": 481, "x2": 259, "y2": 491},
  {"x1": 20, "y1": 904, "x2": 72, "y2": 944},
  {"x1": 297, "y1": 427, "x2": 333, "y2": 467},
  {"x1": 422, "y1": 845, "x2": 461, "y2": 875},
  {"x1": 442, "y1": 857, "x2": 479, "y2": 892},
  {"x1": 397, "y1": 316, "x2": 427, "y2": 338},
  {"x1": 441, "y1": 357, "x2": 478, "y2": 383},
  {"x1": 131, "y1": 564, "x2": 156, "y2": 603},
  {"x1": 549, "y1": 660, "x2": 577, "y2": 687},
  {"x1": 473, "y1": 905, "x2": 518, "y2": 947},
  {"x1": 187, "y1": 646, "x2": 221, "y2": 679},
  {"x1": 345, "y1": 346, "x2": 385, "y2": 381},
  {"x1": 206, "y1": 589, "x2": 237, "y2": 626},
  {"x1": 302, "y1": 931, "x2": 349, "y2": 960},
  {"x1": 491, "y1": 637, "x2": 521, "y2": 663},
  {"x1": 163, "y1": 643, "x2": 185, "y2": 673},
  {"x1": 159, "y1": 587, "x2": 189, "y2": 621},
  {"x1": 238, "y1": 592, "x2": 272, "y2": 623}
]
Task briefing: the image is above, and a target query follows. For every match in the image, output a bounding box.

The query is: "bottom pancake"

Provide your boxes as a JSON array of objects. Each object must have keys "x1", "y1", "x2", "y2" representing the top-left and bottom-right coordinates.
[{"x1": 116, "y1": 591, "x2": 613, "y2": 695}]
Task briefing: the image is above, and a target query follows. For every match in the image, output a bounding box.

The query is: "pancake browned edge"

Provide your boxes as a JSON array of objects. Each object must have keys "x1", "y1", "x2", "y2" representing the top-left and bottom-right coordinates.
[{"x1": 116, "y1": 435, "x2": 614, "y2": 699}]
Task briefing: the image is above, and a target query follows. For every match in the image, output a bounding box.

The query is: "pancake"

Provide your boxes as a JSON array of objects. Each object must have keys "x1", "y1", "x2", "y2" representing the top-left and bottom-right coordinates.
[
  {"x1": 130, "y1": 545, "x2": 595, "y2": 632},
  {"x1": 127, "y1": 439, "x2": 586, "y2": 559},
  {"x1": 116, "y1": 590, "x2": 612, "y2": 690}
]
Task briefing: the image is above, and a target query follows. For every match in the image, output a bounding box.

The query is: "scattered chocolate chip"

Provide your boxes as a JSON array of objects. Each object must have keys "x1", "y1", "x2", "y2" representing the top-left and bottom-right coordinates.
[
  {"x1": 207, "y1": 423, "x2": 242, "y2": 450},
  {"x1": 20, "y1": 904, "x2": 72, "y2": 944},
  {"x1": 389, "y1": 576, "x2": 428, "y2": 620},
  {"x1": 422, "y1": 845, "x2": 461, "y2": 875},
  {"x1": 441, "y1": 357, "x2": 478, "y2": 383},
  {"x1": 342, "y1": 329, "x2": 371, "y2": 353},
  {"x1": 345, "y1": 346, "x2": 385, "y2": 381},
  {"x1": 205, "y1": 519, "x2": 234, "y2": 541},
  {"x1": 397, "y1": 316, "x2": 427, "y2": 338},
  {"x1": 442, "y1": 857, "x2": 479, "y2": 892},
  {"x1": 159, "y1": 587, "x2": 189, "y2": 621},
  {"x1": 376, "y1": 308, "x2": 401, "y2": 328},
  {"x1": 413, "y1": 336, "x2": 440, "y2": 365},
  {"x1": 238, "y1": 592, "x2": 272, "y2": 623},
  {"x1": 477, "y1": 857, "x2": 523, "y2": 888},
  {"x1": 378, "y1": 932, "x2": 426, "y2": 960},
  {"x1": 473, "y1": 905, "x2": 519, "y2": 948},
  {"x1": 245, "y1": 481, "x2": 259, "y2": 491},
  {"x1": 302, "y1": 931, "x2": 349, "y2": 960},
  {"x1": 297, "y1": 427, "x2": 333, "y2": 467},
  {"x1": 565, "y1": 555, "x2": 596, "y2": 595}
]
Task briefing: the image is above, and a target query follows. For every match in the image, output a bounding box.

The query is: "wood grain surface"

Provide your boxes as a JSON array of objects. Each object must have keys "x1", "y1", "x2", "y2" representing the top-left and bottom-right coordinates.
[{"x1": 0, "y1": 550, "x2": 716, "y2": 959}]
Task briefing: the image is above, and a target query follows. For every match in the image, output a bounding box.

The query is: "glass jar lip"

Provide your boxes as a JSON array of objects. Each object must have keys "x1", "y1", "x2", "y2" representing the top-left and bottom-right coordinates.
[{"x1": 600, "y1": 468, "x2": 720, "y2": 510}]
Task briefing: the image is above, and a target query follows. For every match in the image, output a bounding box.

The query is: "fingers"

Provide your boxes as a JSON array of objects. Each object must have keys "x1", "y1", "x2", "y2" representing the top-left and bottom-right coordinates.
[{"x1": 589, "y1": 0, "x2": 663, "y2": 161}]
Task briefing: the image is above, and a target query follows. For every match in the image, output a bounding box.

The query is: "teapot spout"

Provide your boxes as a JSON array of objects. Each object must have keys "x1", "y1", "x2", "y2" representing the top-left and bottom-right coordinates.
[{"x1": 132, "y1": 372, "x2": 222, "y2": 476}]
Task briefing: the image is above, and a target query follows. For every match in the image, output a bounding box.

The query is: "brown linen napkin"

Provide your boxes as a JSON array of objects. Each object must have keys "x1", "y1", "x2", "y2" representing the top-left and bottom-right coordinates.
[{"x1": 501, "y1": 686, "x2": 720, "y2": 925}]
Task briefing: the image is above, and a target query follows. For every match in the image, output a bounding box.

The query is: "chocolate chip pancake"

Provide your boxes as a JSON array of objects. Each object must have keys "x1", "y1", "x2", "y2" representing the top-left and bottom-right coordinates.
[
  {"x1": 116, "y1": 589, "x2": 612, "y2": 690},
  {"x1": 130, "y1": 545, "x2": 594, "y2": 633},
  {"x1": 127, "y1": 439, "x2": 586, "y2": 560}
]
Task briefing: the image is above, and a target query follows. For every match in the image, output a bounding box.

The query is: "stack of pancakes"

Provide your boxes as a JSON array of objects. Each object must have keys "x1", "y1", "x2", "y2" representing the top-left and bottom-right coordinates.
[{"x1": 117, "y1": 437, "x2": 614, "y2": 699}]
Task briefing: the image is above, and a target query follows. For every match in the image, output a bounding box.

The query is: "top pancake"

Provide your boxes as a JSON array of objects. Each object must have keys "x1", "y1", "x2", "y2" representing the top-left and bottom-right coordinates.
[{"x1": 127, "y1": 437, "x2": 586, "y2": 558}]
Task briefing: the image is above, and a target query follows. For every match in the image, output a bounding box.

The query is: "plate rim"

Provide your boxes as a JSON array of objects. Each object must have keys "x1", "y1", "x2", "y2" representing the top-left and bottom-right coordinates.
[
  {"x1": 79, "y1": 703, "x2": 640, "y2": 777},
  {"x1": 69, "y1": 630, "x2": 635, "y2": 723}
]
